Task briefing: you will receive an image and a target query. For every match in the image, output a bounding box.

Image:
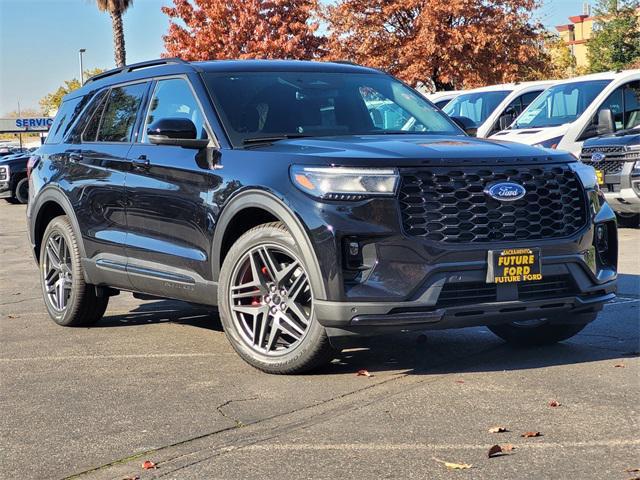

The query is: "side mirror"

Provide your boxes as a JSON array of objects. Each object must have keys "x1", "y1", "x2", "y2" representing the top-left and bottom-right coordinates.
[
  {"x1": 147, "y1": 118, "x2": 209, "y2": 149},
  {"x1": 451, "y1": 116, "x2": 477, "y2": 137},
  {"x1": 499, "y1": 113, "x2": 515, "y2": 131},
  {"x1": 596, "y1": 109, "x2": 616, "y2": 136}
]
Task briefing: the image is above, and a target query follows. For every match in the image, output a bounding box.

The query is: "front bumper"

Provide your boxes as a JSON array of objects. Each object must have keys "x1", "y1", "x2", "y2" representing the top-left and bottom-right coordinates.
[{"x1": 315, "y1": 258, "x2": 616, "y2": 330}]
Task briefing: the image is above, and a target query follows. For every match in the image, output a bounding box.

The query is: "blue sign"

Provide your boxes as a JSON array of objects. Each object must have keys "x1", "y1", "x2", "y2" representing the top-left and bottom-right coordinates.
[{"x1": 485, "y1": 182, "x2": 527, "y2": 202}]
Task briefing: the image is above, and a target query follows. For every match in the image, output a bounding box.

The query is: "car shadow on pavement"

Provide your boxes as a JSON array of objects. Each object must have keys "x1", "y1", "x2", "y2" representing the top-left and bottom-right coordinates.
[
  {"x1": 92, "y1": 273, "x2": 639, "y2": 376},
  {"x1": 95, "y1": 300, "x2": 223, "y2": 331}
]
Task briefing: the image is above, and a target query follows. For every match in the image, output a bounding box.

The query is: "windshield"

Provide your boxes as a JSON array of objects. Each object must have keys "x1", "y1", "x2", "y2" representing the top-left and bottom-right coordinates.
[
  {"x1": 512, "y1": 80, "x2": 611, "y2": 129},
  {"x1": 203, "y1": 72, "x2": 461, "y2": 146},
  {"x1": 443, "y1": 90, "x2": 510, "y2": 127}
]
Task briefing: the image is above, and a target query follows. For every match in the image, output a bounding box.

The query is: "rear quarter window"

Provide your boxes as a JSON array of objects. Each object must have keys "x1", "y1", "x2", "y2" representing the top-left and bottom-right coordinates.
[{"x1": 45, "y1": 96, "x2": 86, "y2": 144}]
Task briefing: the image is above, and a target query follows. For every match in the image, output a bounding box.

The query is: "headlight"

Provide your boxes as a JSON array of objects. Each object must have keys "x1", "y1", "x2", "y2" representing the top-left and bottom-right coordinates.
[
  {"x1": 533, "y1": 136, "x2": 563, "y2": 149},
  {"x1": 570, "y1": 162, "x2": 598, "y2": 189},
  {"x1": 290, "y1": 166, "x2": 399, "y2": 200}
]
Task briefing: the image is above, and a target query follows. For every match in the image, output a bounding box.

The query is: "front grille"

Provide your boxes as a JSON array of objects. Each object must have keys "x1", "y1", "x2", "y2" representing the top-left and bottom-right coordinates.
[
  {"x1": 436, "y1": 275, "x2": 577, "y2": 308},
  {"x1": 0, "y1": 166, "x2": 7, "y2": 182},
  {"x1": 581, "y1": 160, "x2": 625, "y2": 175},
  {"x1": 581, "y1": 146, "x2": 626, "y2": 155},
  {"x1": 399, "y1": 165, "x2": 588, "y2": 243}
]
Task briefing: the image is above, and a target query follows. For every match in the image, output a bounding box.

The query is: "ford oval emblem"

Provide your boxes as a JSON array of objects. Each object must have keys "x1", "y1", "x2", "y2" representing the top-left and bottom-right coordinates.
[
  {"x1": 485, "y1": 182, "x2": 526, "y2": 202},
  {"x1": 590, "y1": 152, "x2": 606, "y2": 162}
]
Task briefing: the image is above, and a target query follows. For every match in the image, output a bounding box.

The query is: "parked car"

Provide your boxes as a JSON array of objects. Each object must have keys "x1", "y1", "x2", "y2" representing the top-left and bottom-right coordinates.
[
  {"x1": 28, "y1": 59, "x2": 617, "y2": 374},
  {"x1": 580, "y1": 126, "x2": 640, "y2": 227},
  {"x1": 426, "y1": 90, "x2": 462, "y2": 109},
  {"x1": 0, "y1": 150, "x2": 31, "y2": 204},
  {"x1": 491, "y1": 70, "x2": 640, "y2": 156},
  {"x1": 443, "y1": 80, "x2": 555, "y2": 137}
]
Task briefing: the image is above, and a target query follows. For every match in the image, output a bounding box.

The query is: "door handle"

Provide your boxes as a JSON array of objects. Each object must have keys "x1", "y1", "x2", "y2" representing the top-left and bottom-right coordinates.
[
  {"x1": 131, "y1": 155, "x2": 150, "y2": 170},
  {"x1": 69, "y1": 152, "x2": 83, "y2": 163}
]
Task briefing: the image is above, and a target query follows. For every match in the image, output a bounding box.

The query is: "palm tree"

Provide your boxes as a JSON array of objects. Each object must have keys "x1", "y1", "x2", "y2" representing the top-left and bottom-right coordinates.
[{"x1": 96, "y1": 0, "x2": 133, "y2": 67}]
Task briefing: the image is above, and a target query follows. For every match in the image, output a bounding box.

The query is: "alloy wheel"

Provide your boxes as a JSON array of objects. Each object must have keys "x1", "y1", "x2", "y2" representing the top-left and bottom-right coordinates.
[
  {"x1": 43, "y1": 233, "x2": 73, "y2": 312},
  {"x1": 229, "y1": 244, "x2": 313, "y2": 356}
]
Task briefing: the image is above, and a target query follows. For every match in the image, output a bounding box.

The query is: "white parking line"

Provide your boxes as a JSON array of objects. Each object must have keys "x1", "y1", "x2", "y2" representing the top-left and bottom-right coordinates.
[
  {"x1": 235, "y1": 438, "x2": 640, "y2": 452},
  {"x1": 0, "y1": 352, "x2": 230, "y2": 362}
]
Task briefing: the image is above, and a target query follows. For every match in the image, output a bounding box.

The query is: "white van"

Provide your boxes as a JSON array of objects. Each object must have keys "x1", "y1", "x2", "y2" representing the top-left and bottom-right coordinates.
[
  {"x1": 426, "y1": 90, "x2": 462, "y2": 109},
  {"x1": 491, "y1": 70, "x2": 640, "y2": 156},
  {"x1": 443, "y1": 80, "x2": 555, "y2": 138}
]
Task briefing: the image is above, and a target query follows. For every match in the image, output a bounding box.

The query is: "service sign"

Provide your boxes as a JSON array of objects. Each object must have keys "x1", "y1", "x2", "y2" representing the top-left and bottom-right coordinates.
[
  {"x1": 486, "y1": 248, "x2": 542, "y2": 283},
  {"x1": 0, "y1": 117, "x2": 53, "y2": 133}
]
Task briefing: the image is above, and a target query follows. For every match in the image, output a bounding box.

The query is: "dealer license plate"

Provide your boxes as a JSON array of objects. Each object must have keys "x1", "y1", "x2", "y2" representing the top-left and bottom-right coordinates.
[{"x1": 486, "y1": 248, "x2": 542, "y2": 283}]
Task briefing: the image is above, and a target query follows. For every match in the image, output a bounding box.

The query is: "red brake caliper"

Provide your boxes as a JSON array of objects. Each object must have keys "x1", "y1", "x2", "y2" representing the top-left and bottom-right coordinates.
[{"x1": 252, "y1": 266, "x2": 270, "y2": 306}]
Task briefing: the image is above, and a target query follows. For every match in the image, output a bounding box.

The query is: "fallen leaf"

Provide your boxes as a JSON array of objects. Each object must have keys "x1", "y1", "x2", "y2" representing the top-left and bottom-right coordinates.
[
  {"x1": 501, "y1": 444, "x2": 515, "y2": 452},
  {"x1": 142, "y1": 460, "x2": 156, "y2": 470},
  {"x1": 489, "y1": 426, "x2": 508, "y2": 433},
  {"x1": 433, "y1": 457, "x2": 472, "y2": 469},
  {"x1": 548, "y1": 400, "x2": 561, "y2": 407},
  {"x1": 7, "y1": 315, "x2": 17, "y2": 319},
  {"x1": 356, "y1": 369, "x2": 373, "y2": 377},
  {"x1": 521, "y1": 431, "x2": 542, "y2": 438},
  {"x1": 625, "y1": 468, "x2": 640, "y2": 473},
  {"x1": 488, "y1": 444, "x2": 503, "y2": 458},
  {"x1": 614, "y1": 363, "x2": 626, "y2": 368},
  {"x1": 454, "y1": 380, "x2": 465, "y2": 384}
]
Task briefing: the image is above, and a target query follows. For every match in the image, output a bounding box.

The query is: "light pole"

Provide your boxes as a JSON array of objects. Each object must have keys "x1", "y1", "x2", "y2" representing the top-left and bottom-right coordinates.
[{"x1": 79, "y1": 48, "x2": 86, "y2": 86}]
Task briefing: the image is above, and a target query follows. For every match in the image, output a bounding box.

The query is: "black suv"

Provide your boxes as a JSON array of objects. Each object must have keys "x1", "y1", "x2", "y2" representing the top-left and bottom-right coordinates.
[
  {"x1": 27, "y1": 59, "x2": 617, "y2": 374},
  {"x1": 1, "y1": 150, "x2": 32, "y2": 204}
]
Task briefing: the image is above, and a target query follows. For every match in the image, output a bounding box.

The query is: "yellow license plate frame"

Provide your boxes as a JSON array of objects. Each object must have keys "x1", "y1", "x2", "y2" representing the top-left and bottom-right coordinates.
[{"x1": 486, "y1": 248, "x2": 542, "y2": 284}]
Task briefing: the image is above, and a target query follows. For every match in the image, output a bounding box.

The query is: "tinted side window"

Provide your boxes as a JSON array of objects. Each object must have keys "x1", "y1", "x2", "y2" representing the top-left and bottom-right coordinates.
[
  {"x1": 143, "y1": 78, "x2": 208, "y2": 142},
  {"x1": 46, "y1": 96, "x2": 83, "y2": 144},
  {"x1": 97, "y1": 83, "x2": 147, "y2": 143},
  {"x1": 82, "y1": 93, "x2": 108, "y2": 143},
  {"x1": 623, "y1": 81, "x2": 640, "y2": 129},
  {"x1": 64, "y1": 90, "x2": 108, "y2": 144},
  {"x1": 598, "y1": 87, "x2": 624, "y2": 130}
]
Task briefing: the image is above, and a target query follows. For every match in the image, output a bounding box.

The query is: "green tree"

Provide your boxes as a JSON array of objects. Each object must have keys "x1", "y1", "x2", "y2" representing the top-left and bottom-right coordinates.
[
  {"x1": 39, "y1": 69, "x2": 104, "y2": 115},
  {"x1": 96, "y1": 0, "x2": 133, "y2": 67},
  {"x1": 546, "y1": 33, "x2": 577, "y2": 78},
  {"x1": 587, "y1": 0, "x2": 640, "y2": 72}
]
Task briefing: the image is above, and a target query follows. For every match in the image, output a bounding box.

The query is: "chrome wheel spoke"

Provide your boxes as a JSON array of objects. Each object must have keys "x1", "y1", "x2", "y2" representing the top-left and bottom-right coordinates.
[
  {"x1": 229, "y1": 243, "x2": 313, "y2": 356},
  {"x1": 286, "y1": 300, "x2": 310, "y2": 325},
  {"x1": 277, "y1": 311, "x2": 305, "y2": 338},
  {"x1": 43, "y1": 233, "x2": 72, "y2": 312}
]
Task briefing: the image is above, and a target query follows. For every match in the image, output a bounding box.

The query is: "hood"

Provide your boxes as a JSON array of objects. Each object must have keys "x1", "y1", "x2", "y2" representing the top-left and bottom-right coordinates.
[
  {"x1": 583, "y1": 131, "x2": 640, "y2": 148},
  {"x1": 489, "y1": 125, "x2": 570, "y2": 147},
  {"x1": 247, "y1": 134, "x2": 571, "y2": 166}
]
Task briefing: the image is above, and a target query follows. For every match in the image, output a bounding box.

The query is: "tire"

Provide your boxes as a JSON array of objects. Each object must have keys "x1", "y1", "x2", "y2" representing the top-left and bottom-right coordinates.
[
  {"x1": 14, "y1": 177, "x2": 29, "y2": 204},
  {"x1": 616, "y1": 213, "x2": 639, "y2": 229},
  {"x1": 39, "y1": 215, "x2": 108, "y2": 327},
  {"x1": 488, "y1": 312, "x2": 596, "y2": 346},
  {"x1": 218, "y1": 222, "x2": 335, "y2": 374}
]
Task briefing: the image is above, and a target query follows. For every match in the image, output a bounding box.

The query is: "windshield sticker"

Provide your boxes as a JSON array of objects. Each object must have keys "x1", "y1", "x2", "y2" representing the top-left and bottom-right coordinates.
[{"x1": 518, "y1": 109, "x2": 541, "y2": 124}]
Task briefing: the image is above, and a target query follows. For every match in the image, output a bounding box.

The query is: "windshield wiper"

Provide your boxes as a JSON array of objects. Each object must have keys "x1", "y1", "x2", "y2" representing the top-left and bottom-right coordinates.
[{"x1": 243, "y1": 134, "x2": 311, "y2": 145}]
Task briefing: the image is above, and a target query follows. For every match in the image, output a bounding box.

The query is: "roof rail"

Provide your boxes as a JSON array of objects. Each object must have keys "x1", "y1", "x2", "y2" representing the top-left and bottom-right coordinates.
[{"x1": 85, "y1": 58, "x2": 190, "y2": 84}]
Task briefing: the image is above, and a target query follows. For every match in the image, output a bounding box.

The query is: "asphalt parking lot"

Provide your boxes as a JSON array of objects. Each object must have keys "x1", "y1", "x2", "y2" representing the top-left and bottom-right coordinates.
[{"x1": 1, "y1": 202, "x2": 638, "y2": 480}]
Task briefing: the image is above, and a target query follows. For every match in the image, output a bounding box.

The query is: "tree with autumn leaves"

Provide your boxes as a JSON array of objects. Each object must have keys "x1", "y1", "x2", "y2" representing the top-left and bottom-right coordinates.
[
  {"x1": 162, "y1": 0, "x2": 323, "y2": 60},
  {"x1": 161, "y1": 0, "x2": 552, "y2": 89}
]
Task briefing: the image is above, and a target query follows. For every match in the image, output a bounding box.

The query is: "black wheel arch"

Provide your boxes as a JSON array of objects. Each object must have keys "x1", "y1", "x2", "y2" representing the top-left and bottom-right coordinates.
[
  {"x1": 212, "y1": 189, "x2": 328, "y2": 300},
  {"x1": 30, "y1": 187, "x2": 87, "y2": 265}
]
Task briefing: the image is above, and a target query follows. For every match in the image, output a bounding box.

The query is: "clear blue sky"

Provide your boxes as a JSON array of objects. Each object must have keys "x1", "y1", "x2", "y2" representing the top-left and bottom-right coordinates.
[{"x1": 0, "y1": 0, "x2": 584, "y2": 116}]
